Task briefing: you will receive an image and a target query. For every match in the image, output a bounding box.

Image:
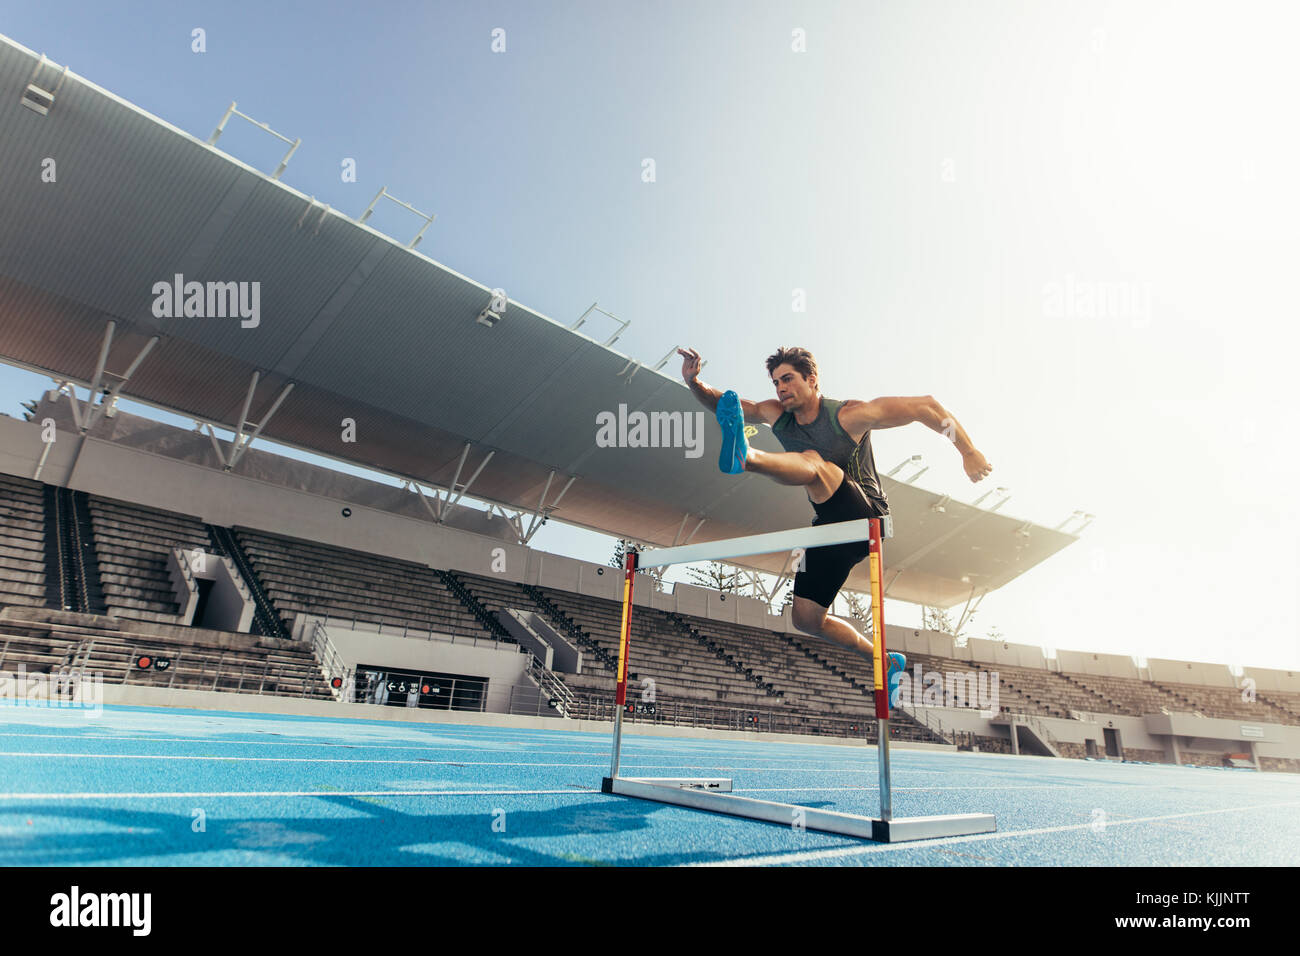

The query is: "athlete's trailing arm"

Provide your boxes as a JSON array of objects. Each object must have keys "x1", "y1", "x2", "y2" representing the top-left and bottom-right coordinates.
[{"x1": 838, "y1": 395, "x2": 993, "y2": 483}]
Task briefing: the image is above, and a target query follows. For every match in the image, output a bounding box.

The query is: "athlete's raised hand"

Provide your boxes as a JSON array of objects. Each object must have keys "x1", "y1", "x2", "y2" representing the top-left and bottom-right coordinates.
[
  {"x1": 678, "y1": 347, "x2": 702, "y2": 384},
  {"x1": 963, "y1": 448, "x2": 993, "y2": 482}
]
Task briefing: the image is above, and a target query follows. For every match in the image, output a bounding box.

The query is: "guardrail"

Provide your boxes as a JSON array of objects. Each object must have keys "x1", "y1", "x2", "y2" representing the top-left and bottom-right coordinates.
[
  {"x1": 310, "y1": 620, "x2": 354, "y2": 702},
  {"x1": 119, "y1": 644, "x2": 321, "y2": 698},
  {"x1": 517, "y1": 657, "x2": 577, "y2": 717}
]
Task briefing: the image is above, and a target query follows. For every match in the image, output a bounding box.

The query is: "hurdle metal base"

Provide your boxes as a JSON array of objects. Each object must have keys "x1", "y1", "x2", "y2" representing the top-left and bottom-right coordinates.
[
  {"x1": 601, "y1": 776, "x2": 995, "y2": 843},
  {"x1": 601, "y1": 777, "x2": 733, "y2": 792}
]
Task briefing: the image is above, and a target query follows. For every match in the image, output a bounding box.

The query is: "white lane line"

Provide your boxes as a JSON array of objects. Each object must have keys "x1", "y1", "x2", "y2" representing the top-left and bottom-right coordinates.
[
  {"x1": 0, "y1": 788, "x2": 599, "y2": 800},
  {"x1": 0, "y1": 732, "x2": 626, "y2": 754},
  {"x1": 731, "y1": 784, "x2": 1184, "y2": 792},
  {"x1": 0, "y1": 734, "x2": 900, "y2": 762},
  {"x1": 687, "y1": 800, "x2": 1300, "y2": 867},
  {"x1": 0, "y1": 752, "x2": 926, "y2": 772}
]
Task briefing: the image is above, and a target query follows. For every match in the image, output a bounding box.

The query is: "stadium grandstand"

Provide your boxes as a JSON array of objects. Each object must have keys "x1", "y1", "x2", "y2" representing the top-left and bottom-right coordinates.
[{"x1": 0, "y1": 29, "x2": 1296, "y2": 784}]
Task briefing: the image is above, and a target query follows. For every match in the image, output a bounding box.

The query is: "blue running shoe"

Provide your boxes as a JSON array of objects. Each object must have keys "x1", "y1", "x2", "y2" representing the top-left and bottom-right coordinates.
[
  {"x1": 716, "y1": 390, "x2": 748, "y2": 475},
  {"x1": 887, "y1": 652, "x2": 907, "y2": 708}
]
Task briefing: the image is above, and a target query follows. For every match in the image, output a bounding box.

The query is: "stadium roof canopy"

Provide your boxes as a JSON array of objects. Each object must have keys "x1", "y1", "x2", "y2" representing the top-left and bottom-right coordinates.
[{"x1": 0, "y1": 34, "x2": 1081, "y2": 609}]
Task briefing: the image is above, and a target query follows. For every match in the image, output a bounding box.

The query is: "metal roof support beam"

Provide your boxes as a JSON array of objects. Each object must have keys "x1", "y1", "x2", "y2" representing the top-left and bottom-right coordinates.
[
  {"x1": 521, "y1": 473, "x2": 578, "y2": 543},
  {"x1": 86, "y1": 321, "x2": 114, "y2": 407},
  {"x1": 78, "y1": 329, "x2": 159, "y2": 434},
  {"x1": 521, "y1": 471, "x2": 555, "y2": 541},
  {"x1": 405, "y1": 480, "x2": 442, "y2": 524},
  {"x1": 673, "y1": 516, "x2": 707, "y2": 547},
  {"x1": 436, "y1": 444, "x2": 471, "y2": 522},
  {"x1": 233, "y1": 371, "x2": 259, "y2": 447},
  {"x1": 440, "y1": 444, "x2": 494, "y2": 523},
  {"x1": 547, "y1": 474, "x2": 577, "y2": 511},
  {"x1": 742, "y1": 570, "x2": 770, "y2": 602},
  {"x1": 673, "y1": 513, "x2": 690, "y2": 546},
  {"x1": 227, "y1": 380, "x2": 294, "y2": 471},
  {"x1": 202, "y1": 424, "x2": 228, "y2": 466},
  {"x1": 496, "y1": 507, "x2": 527, "y2": 544},
  {"x1": 54, "y1": 381, "x2": 83, "y2": 432},
  {"x1": 92, "y1": 334, "x2": 158, "y2": 428},
  {"x1": 207, "y1": 101, "x2": 302, "y2": 180},
  {"x1": 954, "y1": 587, "x2": 987, "y2": 637}
]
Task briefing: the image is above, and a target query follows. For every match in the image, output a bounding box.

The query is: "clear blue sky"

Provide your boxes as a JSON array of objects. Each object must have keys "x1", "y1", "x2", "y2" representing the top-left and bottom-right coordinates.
[{"x1": 2, "y1": 1, "x2": 1296, "y2": 671}]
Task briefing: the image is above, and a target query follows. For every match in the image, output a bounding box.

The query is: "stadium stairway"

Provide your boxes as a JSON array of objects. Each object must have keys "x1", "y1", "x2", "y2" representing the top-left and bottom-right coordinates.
[
  {"x1": 517, "y1": 582, "x2": 618, "y2": 674},
  {"x1": 434, "y1": 570, "x2": 514, "y2": 644},
  {"x1": 206, "y1": 524, "x2": 288, "y2": 639},
  {"x1": 40, "y1": 485, "x2": 108, "y2": 616}
]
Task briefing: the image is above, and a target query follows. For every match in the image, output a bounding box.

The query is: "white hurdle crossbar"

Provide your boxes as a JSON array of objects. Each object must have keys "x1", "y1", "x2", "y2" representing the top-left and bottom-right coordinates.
[{"x1": 601, "y1": 515, "x2": 996, "y2": 843}]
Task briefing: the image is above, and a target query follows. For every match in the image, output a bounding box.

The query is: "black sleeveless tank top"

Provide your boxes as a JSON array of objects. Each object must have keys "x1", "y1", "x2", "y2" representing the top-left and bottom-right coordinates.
[{"x1": 771, "y1": 396, "x2": 890, "y2": 514}]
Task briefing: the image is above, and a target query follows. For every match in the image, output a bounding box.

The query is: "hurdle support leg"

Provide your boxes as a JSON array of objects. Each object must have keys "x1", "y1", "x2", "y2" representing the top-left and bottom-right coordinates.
[{"x1": 601, "y1": 517, "x2": 996, "y2": 843}]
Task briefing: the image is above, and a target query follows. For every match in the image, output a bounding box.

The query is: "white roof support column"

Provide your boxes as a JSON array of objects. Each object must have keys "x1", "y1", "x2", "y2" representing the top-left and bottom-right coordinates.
[
  {"x1": 521, "y1": 472, "x2": 577, "y2": 544},
  {"x1": 673, "y1": 515, "x2": 707, "y2": 547},
  {"x1": 54, "y1": 381, "x2": 83, "y2": 431},
  {"x1": 226, "y1": 379, "x2": 294, "y2": 471},
  {"x1": 404, "y1": 480, "x2": 442, "y2": 524},
  {"x1": 199, "y1": 371, "x2": 293, "y2": 471},
  {"x1": 77, "y1": 323, "x2": 159, "y2": 434},
  {"x1": 439, "y1": 443, "x2": 494, "y2": 523},
  {"x1": 496, "y1": 506, "x2": 528, "y2": 544},
  {"x1": 953, "y1": 586, "x2": 988, "y2": 637}
]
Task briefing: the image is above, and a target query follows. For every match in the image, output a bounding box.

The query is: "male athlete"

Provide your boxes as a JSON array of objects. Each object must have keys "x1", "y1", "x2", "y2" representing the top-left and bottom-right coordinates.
[{"x1": 679, "y1": 345, "x2": 993, "y2": 704}]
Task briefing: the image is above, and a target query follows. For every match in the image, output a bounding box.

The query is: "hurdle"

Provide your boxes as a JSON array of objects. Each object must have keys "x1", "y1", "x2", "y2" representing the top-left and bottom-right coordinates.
[{"x1": 600, "y1": 516, "x2": 996, "y2": 842}]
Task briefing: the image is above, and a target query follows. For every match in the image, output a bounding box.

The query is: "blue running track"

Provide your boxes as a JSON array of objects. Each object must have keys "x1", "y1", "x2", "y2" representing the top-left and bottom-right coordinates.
[{"x1": 1, "y1": 704, "x2": 1297, "y2": 866}]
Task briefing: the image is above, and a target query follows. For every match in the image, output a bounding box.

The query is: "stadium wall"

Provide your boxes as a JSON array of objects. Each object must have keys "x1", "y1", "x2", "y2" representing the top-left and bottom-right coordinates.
[{"x1": 323, "y1": 624, "x2": 529, "y2": 692}]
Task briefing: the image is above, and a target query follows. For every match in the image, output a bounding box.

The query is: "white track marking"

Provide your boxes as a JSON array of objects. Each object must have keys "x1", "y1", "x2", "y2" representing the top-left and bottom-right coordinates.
[
  {"x1": 731, "y1": 784, "x2": 1185, "y2": 792},
  {"x1": 686, "y1": 800, "x2": 1300, "y2": 866},
  {"x1": 0, "y1": 751, "x2": 939, "y2": 771},
  {"x1": 0, "y1": 788, "x2": 600, "y2": 800},
  {"x1": 0, "y1": 733, "x2": 913, "y2": 762}
]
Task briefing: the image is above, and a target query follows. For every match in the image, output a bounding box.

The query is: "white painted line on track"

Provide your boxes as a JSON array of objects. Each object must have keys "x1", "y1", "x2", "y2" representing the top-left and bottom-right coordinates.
[
  {"x1": 0, "y1": 751, "x2": 925, "y2": 771},
  {"x1": 686, "y1": 800, "x2": 1300, "y2": 867},
  {"x1": 731, "y1": 784, "x2": 1186, "y2": 792},
  {"x1": 0, "y1": 788, "x2": 600, "y2": 800},
  {"x1": 0, "y1": 733, "x2": 907, "y2": 761}
]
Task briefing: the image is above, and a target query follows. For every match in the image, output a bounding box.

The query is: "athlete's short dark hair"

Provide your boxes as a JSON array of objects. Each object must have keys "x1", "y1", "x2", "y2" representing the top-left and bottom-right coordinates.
[{"x1": 766, "y1": 346, "x2": 817, "y2": 382}]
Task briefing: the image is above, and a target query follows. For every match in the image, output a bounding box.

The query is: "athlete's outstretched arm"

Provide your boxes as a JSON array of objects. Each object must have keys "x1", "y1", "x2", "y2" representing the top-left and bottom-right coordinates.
[
  {"x1": 840, "y1": 395, "x2": 993, "y2": 482},
  {"x1": 678, "y1": 347, "x2": 782, "y2": 425}
]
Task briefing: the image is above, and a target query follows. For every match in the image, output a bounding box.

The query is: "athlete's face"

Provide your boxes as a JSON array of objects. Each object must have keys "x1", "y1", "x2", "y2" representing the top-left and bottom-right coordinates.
[{"x1": 770, "y1": 363, "x2": 817, "y2": 410}]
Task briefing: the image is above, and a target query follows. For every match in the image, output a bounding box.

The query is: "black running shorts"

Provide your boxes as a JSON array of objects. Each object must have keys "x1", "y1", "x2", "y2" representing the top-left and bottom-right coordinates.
[{"x1": 791, "y1": 476, "x2": 885, "y2": 609}]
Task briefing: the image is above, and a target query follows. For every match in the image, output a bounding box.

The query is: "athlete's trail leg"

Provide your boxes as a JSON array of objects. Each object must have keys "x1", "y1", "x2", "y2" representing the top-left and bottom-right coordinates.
[{"x1": 791, "y1": 597, "x2": 875, "y2": 658}]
